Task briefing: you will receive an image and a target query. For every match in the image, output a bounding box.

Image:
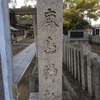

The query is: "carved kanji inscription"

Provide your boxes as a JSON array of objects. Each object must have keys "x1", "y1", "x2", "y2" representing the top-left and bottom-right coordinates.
[
  {"x1": 37, "y1": 0, "x2": 62, "y2": 99},
  {"x1": 44, "y1": 90, "x2": 60, "y2": 100},
  {"x1": 44, "y1": 36, "x2": 57, "y2": 54},
  {"x1": 43, "y1": 63, "x2": 58, "y2": 83},
  {"x1": 41, "y1": 8, "x2": 59, "y2": 29}
]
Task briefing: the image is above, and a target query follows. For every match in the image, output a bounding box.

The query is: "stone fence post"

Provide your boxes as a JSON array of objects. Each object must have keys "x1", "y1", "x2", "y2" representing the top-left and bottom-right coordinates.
[
  {"x1": 71, "y1": 47, "x2": 74, "y2": 75},
  {"x1": 68, "y1": 46, "x2": 70, "y2": 71},
  {"x1": 77, "y1": 49, "x2": 81, "y2": 82},
  {"x1": 93, "y1": 56, "x2": 100, "y2": 100},
  {"x1": 87, "y1": 52, "x2": 97, "y2": 97},
  {"x1": 80, "y1": 44, "x2": 91, "y2": 90},
  {"x1": 73, "y1": 48, "x2": 77, "y2": 78},
  {"x1": 63, "y1": 40, "x2": 67, "y2": 68},
  {"x1": 66, "y1": 45, "x2": 69, "y2": 70},
  {"x1": 69, "y1": 46, "x2": 71, "y2": 73}
]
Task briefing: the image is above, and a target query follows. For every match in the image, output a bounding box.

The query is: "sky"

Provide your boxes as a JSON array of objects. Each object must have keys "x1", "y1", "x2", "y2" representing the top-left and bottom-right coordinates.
[
  {"x1": 9, "y1": 0, "x2": 100, "y2": 26},
  {"x1": 9, "y1": 0, "x2": 36, "y2": 8},
  {"x1": 91, "y1": 18, "x2": 100, "y2": 26}
]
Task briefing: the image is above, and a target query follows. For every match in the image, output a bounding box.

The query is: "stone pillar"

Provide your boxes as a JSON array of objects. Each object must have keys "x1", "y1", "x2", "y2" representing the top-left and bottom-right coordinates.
[
  {"x1": 63, "y1": 40, "x2": 67, "y2": 67},
  {"x1": 68, "y1": 46, "x2": 69, "y2": 70},
  {"x1": 74, "y1": 48, "x2": 77, "y2": 78},
  {"x1": 80, "y1": 44, "x2": 91, "y2": 90},
  {"x1": 37, "y1": 0, "x2": 63, "y2": 100},
  {"x1": 69, "y1": 46, "x2": 71, "y2": 72},
  {"x1": 33, "y1": 11, "x2": 38, "y2": 62},
  {"x1": 72, "y1": 48, "x2": 74, "y2": 75},
  {"x1": 94, "y1": 56, "x2": 100, "y2": 100},
  {"x1": 77, "y1": 49, "x2": 81, "y2": 82},
  {"x1": 67, "y1": 45, "x2": 69, "y2": 70},
  {"x1": 87, "y1": 53, "x2": 97, "y2": 97},
  {"x1": 70, "y1": 47, "x2": 73, "y2": 73},
  {"x1": 33, "y1": 11, "x2": 38, "y2": 76},
  {"x1": 79, "y1": 50, "x2": 82, "y2": 83},
  {"x1": 76, "y1": 49, "x2": 78, "y2": 79}
]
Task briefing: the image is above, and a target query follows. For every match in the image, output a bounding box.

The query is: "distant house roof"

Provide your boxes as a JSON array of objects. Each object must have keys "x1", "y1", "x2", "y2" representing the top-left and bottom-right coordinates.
[
  {"x1": 10, "y1": 26, "x2": 19, "y2": 31},
  {"x1": 75, "y1": 23, "x2": 83, "y2": 29}
]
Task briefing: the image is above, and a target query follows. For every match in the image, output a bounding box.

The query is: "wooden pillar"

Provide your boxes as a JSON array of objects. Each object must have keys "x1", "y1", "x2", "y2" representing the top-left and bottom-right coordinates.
[{"x1": 0, "y1": 0, "x2": 14, "y2": 100}]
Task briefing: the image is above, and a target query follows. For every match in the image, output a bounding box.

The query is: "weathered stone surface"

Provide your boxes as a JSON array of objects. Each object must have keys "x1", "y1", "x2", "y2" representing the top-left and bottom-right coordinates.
[
  {"x1": 33, "y1": 12, "x2": 38, "y2": 57},
  {"x1": 94, "y1": 56, "x2": 100, "y2": 100},
  {"x1": 28, "y1": 92, "x2": 72, "y2": 100},
  {"x1": 74, "y1": 48, "x2": 77, "y2": 78},
  {"x1": 69, "y1": 46, "x2": 71, "y2": 72},
  {"x1": 79, "y1": 50, "x2": 82, "y2": 83},
  {"x1": 62, "y1": 92, "x2": 72, "y2": 100},
  {"x1": 28, "y1": 93, "x2": 39, "y2": 100},
  {"x1": 70, "y1": 47, "x2": 73, "y2": 75},
  {"x1": 37, "y1": 0, "x2": 63, "y2": 100},
  {"x1": 87, "y1": 52, "x2": 97, "y2": 97},
  {"x1": 80, "y1": 44, "x2": 91, "y2": 90},
  {"x1": 77, "y1": 50, "x2": 81, "y2": 82},
  {"x1": 76, "y1": 49, "x2": 78, "y2": 79},
  {"x1": 66, "y1": 46, "x2": 69, "y2": 70},
  {"x1": 63, "y1": 71, "x2": 93, "y2": 100},
  {"x1": 68, "y1": 46, "x2": 70, "y2": 70},
  {"x1": 29, "y1": 75, "x2": 35, "y2": 92},
  {"x1": 63, "y1": 40, "x2": 67, "y2": 67}
]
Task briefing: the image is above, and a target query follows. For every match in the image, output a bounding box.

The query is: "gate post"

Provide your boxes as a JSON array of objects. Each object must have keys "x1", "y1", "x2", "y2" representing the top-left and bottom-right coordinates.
[{"x1": 0, "y1": 0, "x2": 14, "y2": 100}]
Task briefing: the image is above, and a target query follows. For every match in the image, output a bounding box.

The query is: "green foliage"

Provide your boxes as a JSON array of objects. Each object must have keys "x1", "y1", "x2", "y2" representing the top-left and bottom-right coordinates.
[
  {"x1": 8, "y1": 0, "x2": 17, "y2": 8},
  {"x1": 24, "y1": 0, "x2": 36, "y2": 6},
  {"x1": 63, "y1": 0, "x2": 100, "y2": 31}
]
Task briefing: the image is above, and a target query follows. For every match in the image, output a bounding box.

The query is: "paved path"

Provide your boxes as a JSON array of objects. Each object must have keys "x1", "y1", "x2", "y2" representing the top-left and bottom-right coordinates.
[
  {"x1": 0, "y1": 42, "x2": 36, "y2": 100},
  {"x1": 13, "y1": 42, "x2": 36, "y2": 85}
]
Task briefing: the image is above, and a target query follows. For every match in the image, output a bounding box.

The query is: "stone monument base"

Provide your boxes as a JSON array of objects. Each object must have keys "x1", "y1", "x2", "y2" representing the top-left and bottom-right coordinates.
[{"x1": 28, "y1": 92, "x2": 71, "y2": 100}]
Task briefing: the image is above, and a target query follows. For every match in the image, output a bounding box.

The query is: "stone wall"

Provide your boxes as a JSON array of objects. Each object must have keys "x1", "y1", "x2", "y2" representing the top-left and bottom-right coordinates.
[
  {"x1": 89, "y1": 35, "x2": 100, "y2": 44},
  {"x1": 63, "y1": 41, "x2": 100, "y2": 100}
]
